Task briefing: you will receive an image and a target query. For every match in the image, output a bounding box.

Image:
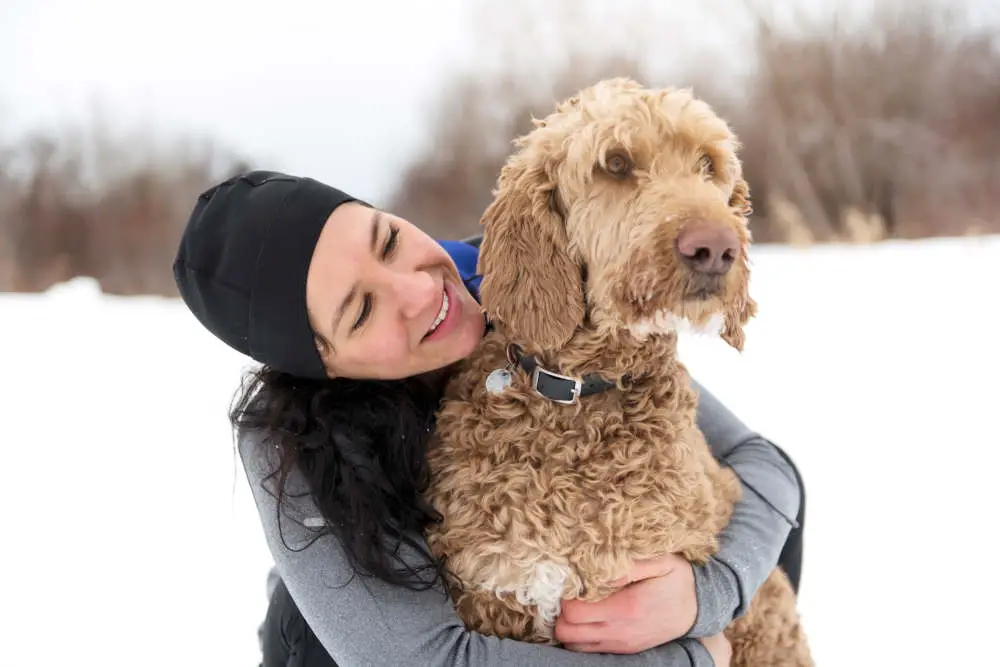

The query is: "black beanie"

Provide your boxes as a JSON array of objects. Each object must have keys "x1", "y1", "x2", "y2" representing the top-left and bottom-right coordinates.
[{"x1": 173, "y1": 170, "x2": 367, "y2": 379}]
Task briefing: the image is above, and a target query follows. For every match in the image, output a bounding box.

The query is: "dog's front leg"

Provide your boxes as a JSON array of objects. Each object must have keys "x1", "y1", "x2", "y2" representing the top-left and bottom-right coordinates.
[
  {"x1": 445, "y1": 550, "x2": 578, "y2": 643},
  {"x1": 726, "y1": 568, "x2": 814, "y2": 667},
  {"x1": 563, "y1": 549, "x2": 635, "y2": 606},
  {"x1": 451, "y1": 584, "x2": 558, "y2": 644}
]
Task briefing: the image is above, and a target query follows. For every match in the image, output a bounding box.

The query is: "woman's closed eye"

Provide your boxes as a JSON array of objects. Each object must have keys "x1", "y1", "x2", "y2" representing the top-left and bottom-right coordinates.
[
  {"x1": 352, "y1": 223, "x2": 401, "y2": 331},
  {"x1": 382, "y1": 223, "x2": 400, "y2": 260},
  {"x1": 353, "y1": 294, "x2": 373, "y2": 331}
]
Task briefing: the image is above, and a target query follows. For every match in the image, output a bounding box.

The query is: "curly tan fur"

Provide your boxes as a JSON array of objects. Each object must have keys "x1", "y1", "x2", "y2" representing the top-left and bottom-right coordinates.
[{"x1": 426, "y1": 78, "x2": 811, "y2": 665}]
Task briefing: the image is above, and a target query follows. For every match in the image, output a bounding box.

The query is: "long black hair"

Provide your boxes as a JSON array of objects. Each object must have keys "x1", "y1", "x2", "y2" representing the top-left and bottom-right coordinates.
[{"x1": 229, "y1": 365, "x2": 452, "y2": 591}]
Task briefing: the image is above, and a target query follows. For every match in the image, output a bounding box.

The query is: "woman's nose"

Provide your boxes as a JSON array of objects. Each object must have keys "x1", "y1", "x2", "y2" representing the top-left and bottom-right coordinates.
[{"x1": 392, "y1": 270, "x2": 438, "y2": 320}]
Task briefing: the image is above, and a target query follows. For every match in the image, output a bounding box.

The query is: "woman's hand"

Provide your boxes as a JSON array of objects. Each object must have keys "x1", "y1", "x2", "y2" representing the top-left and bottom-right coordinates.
[
  {"x1": 699, "y1": 633, "x2": 732, "y2": 666},
  {"x1": 555, "y1": 553, "x2": 699, "y2": 654}
]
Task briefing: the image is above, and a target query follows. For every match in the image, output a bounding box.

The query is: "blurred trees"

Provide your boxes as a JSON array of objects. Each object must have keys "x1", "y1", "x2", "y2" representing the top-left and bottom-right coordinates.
[
  {"x1": 0, "y1": 120, "x2": 248, "y2": 294},
  {"x1": 2, "y1": 0, "x2": 997, "y2": 295},
  {"x1": 390, "y1": 0, "x2": 1000, "y2": 244}
]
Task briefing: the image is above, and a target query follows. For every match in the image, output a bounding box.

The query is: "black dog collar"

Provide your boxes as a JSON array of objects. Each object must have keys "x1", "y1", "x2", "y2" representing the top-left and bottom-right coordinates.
[{"x1": 507, "y1": 344, "x2": 618, "y2": 405}]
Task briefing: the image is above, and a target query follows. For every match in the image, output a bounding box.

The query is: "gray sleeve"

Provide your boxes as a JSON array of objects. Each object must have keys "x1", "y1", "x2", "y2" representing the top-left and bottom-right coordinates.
[
  {"x1": 239, "y1": 429, "x2": 715, "y2": 667},
  {"x1": 686, "y1": 380, "x2": 801, "y2": 638}
]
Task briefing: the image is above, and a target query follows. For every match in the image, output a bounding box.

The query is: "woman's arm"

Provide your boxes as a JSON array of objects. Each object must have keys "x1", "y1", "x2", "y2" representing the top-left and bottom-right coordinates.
[
  {"x1": 239, "y1": 429, "x2": 715, "y2": 667},
  {"x1": 686, "y1": 379, "x2": 801, "y2": 637}
]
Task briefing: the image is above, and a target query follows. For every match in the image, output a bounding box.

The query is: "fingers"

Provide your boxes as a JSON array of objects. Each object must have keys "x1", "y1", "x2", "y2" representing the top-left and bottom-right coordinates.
[
  {"x1": 554, "y1": 617, "x2": 613, "y2": 645},
  {"x1": 558, "y1": 599, "x2": 611, "y2": 626},
  {"x1": 564, "y1": 640, "x2": 642, "y2": 655},
  {"x1": 556, "y1": 587, "x2": 644, "y2": 644},
  {"x1": 627, "y1": 552, "x2": 682, "y2": 582},
  {"x1": 564, "y1": 641, "x2": 606, "y2": 653},
  {"x1": 559, "y1": 587, "x2": 635, "y2": 625}
]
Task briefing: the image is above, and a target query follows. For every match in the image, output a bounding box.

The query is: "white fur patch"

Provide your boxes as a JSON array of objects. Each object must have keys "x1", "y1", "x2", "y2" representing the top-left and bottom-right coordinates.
[
  {"x1": 629, "y1": 310, "x2": 725, "y2": 340},
  {"x1": 481, "y1": 559, "x2": 572, "y2": 628}
]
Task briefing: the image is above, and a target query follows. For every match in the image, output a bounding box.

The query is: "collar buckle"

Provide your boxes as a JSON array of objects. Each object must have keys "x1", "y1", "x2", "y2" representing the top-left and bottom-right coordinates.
[{"x1": 530, "y1": 366, "x2": 583, "y2": 405}]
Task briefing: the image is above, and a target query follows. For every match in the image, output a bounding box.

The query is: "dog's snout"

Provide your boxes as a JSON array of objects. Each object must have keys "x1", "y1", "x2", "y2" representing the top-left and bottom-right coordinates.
[{"x1": 675, "y1": 220, "x2": 739, "y2": 276}]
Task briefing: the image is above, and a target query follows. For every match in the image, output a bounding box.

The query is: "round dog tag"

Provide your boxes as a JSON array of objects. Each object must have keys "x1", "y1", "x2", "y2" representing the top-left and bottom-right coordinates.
[{"x1": 485, "y1": 368, "x2": 513, "y2": 395}]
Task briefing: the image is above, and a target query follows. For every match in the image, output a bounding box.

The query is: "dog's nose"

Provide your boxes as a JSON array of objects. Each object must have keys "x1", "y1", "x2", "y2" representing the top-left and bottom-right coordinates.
[{"x1": 676, "y1": 220, "x2": 740, "y2": 275}]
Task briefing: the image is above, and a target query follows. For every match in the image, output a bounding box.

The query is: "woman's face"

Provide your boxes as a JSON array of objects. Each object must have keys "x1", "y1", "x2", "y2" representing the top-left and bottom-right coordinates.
[{"x1": 305, "y1": 203, "x2": 485, "y2": 380}]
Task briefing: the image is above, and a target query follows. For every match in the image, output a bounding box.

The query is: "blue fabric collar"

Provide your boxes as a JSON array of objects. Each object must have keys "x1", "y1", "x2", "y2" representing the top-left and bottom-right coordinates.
[{"x1": 437, "y1": 239, "x2": 482, "y2": 303}]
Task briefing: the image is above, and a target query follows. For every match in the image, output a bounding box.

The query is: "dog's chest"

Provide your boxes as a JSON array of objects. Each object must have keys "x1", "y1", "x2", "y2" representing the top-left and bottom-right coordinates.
[{"x1": 433, "y1": 352, "x2": 695, "y2": 500}]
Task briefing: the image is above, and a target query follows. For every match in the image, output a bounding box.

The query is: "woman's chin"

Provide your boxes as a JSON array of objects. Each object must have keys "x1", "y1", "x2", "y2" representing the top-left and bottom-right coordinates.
[
  {"x1": 440, "y1": 313, "x2": 484, "y2": 367},
  {"x1": 419, "y1": 287, "x2": 484, "y2": 372}
]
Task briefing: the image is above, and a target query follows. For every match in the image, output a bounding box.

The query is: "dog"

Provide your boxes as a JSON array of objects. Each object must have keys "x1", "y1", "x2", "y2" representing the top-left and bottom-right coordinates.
[{"x1": 425, "y1": 77, "x2": 812, "y2": 666}]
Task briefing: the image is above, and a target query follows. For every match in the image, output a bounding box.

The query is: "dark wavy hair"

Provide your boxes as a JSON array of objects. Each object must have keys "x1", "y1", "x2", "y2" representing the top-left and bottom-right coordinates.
[{"x1": 229, "y1": 365, "x2": 452, "y2": 591}]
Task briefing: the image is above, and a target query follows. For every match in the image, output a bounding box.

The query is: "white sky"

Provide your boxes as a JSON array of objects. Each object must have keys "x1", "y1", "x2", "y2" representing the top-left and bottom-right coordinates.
[
  {"x1": 2, "y1": 0, "x2": 997, "y2": 203},
  {"x1": 1, "y1": 0, "x2": 476, "y2": 201}
]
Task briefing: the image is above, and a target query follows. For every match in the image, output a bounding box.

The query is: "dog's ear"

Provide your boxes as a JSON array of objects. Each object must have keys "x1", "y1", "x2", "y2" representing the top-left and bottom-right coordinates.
[
  {"x1": 721, "y1": 287, "x2": 757, "y2": 351},
  {"x1": 729, "y1": 178, "x2": 752, "y2": 218},
  {"x1": 723, "y1": 173, "x2": 755, "y2": 350},
  {"x1": 477, "y1": 157, "x2": 585, "y2": 351}
]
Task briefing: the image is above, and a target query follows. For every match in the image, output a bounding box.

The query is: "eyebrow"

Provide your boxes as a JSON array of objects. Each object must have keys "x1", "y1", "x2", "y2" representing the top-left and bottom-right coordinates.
[{"x1": 331, "y1": 209, "x2": 383, "y2": 337}]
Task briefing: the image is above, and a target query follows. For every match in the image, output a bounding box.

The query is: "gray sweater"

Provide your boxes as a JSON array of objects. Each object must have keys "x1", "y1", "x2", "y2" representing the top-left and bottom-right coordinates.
[{"x1": 239, "y1": 380, "x2": 800, "y2": 667}]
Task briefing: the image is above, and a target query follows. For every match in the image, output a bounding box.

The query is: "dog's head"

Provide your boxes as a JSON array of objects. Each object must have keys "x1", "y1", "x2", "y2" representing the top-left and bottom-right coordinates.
[{"x1": 478, "y1": 77, "x2": 756, "y2": 352}]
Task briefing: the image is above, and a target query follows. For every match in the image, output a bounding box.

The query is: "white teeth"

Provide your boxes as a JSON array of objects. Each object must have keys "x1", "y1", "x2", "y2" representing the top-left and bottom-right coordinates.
[{"x1": 427, "y1": 291, "x2": 449, "y2": 335}]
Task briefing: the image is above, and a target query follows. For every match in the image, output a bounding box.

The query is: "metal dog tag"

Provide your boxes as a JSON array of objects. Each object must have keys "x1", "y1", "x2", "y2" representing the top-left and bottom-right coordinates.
[{"x1": 485, "y1": 368, "x2": 514, "y2": 395}]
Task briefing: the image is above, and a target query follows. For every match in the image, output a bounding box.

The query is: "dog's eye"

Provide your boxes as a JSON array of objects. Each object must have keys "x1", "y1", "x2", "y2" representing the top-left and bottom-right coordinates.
[
  {"x1": 604, "y1": 152, "x2": 633, "y2": 179},
  {"x1": 697, "y1": 154, "x2": 715, "y2": 177}
]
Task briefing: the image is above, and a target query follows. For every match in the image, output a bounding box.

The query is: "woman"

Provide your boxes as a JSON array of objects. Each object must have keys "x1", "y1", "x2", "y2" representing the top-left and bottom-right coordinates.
[{"x1": 174, "y1": 170, "x2": 804, "y2": 667}]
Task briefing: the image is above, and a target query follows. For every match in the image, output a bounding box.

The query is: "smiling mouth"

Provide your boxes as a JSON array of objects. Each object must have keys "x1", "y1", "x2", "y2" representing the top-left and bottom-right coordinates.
[{"x1": 422, "y1": 288, "x2": 450, "y2": 340}]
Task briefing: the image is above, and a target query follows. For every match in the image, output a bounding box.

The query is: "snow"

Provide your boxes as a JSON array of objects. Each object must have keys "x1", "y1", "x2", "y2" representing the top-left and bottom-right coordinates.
[{"x1": 2, "y1": 235, "x2": 999, "y2": 666}]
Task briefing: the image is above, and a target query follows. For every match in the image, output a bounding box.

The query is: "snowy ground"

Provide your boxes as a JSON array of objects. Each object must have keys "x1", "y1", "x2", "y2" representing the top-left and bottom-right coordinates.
[{"x1": 2, "y1": 235, "x2": 998, "y2": 667}]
